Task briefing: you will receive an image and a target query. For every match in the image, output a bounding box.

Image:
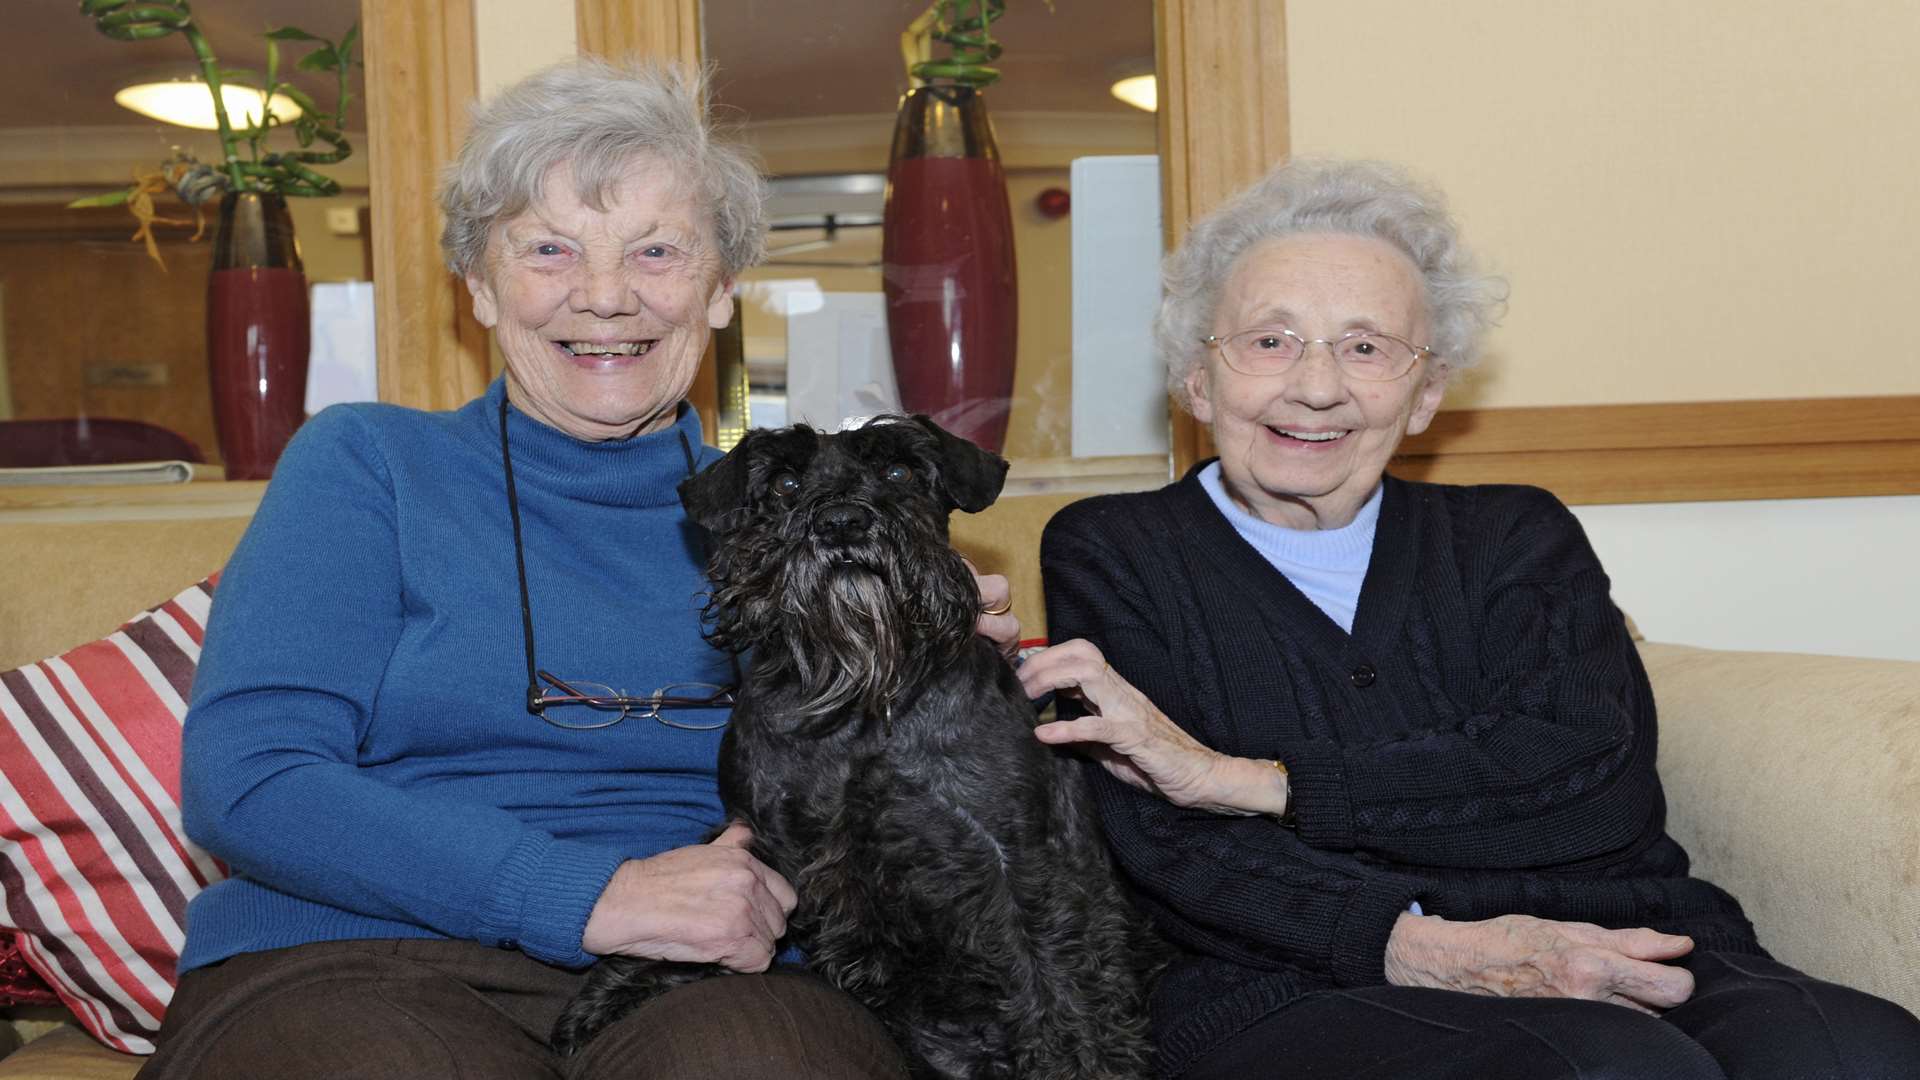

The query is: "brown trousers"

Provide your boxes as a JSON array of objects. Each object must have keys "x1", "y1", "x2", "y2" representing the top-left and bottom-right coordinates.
[{"x1": 135, "y1": 939, "x2": 909, "y2": 1080}]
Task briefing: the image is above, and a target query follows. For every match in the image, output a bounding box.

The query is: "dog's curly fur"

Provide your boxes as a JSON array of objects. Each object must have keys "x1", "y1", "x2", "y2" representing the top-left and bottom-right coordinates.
[{"x1": 550, "y1": 415, "x2": 1160, "y2": 1078}]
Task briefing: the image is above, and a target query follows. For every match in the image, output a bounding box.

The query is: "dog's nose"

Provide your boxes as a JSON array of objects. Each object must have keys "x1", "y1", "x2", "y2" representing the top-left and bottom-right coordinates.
[{"x1": 813, "y1": 502, "x2": 872, "y2": 545}]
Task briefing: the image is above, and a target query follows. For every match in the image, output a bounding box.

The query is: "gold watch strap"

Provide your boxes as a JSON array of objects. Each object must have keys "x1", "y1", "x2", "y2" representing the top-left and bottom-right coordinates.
[{"x1": 1272, "y1": 758, "x2": 1297, "y2": 827}]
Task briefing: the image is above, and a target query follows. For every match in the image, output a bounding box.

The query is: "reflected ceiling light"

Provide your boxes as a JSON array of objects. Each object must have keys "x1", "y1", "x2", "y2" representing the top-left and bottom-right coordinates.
[
  {"x1": 1110, "y1": 74, "x2": 1156, "y2": 113},
  {"x1": 114, "y1": 79, "x2": 302, "y2": 131}
]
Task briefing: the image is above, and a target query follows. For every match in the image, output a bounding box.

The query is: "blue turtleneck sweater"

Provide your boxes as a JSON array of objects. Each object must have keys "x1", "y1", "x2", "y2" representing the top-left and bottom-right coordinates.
[{"x1": 179, "y1": 379, "x2": 732, "y2": 973}]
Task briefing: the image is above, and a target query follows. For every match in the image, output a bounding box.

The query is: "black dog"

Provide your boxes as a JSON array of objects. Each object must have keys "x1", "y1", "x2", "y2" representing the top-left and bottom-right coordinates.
[{"x1": 551, "y1": 415, "x2": 1158, "y2": 1078}]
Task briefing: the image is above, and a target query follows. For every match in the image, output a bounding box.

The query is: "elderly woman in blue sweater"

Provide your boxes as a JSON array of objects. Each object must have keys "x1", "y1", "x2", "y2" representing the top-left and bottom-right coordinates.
[
  {"x1": 1019, "y1": 159, "x2": 1920, "y2": 1079},
  {"x1": 140, "y1": 59, "x2": 1014, "y2": 1080}
]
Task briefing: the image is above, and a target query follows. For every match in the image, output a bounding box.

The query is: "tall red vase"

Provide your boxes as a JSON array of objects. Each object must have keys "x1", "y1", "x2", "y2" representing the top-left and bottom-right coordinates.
[
  {"x1": 206, "y1": 191, "x2": 309, "y2": 481},
  {"x1": 881, "y1": 84, "x2": 1019, "y2": 453}
]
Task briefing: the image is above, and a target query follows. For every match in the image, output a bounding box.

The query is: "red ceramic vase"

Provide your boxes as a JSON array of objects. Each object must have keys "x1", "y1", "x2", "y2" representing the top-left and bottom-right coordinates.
[
  {"x1": 206, "y1": 191, "x2": 309, "y2": 480},
  {"x1": 881, "y1": 84, "x2": 1019, "y2": 453}
]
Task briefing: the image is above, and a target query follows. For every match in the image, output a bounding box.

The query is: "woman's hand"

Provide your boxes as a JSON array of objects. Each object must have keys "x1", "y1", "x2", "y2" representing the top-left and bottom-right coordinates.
[
  {"x1": 963, "y1": 557, "x2": 1022, "y2": 660},
  {"x1": 1019, "y1": 639, "x2": 1289, "y2": 817},
  {"x1": 1384, "y1": 912, "x2": 1696, "y2": 1014},
  {"x1": 582, "y1": 821, "x2": 797, "y2": 972}
]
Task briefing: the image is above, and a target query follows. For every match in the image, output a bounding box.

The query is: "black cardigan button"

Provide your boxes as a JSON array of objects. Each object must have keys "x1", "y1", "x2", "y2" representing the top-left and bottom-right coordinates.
[{"x1": 1350, "y1": 664, "x2": 1377, "y2": 688}]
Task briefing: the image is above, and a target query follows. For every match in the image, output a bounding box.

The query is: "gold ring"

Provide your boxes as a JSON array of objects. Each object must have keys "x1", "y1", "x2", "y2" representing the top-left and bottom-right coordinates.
[{"x1": 982, "y1": 599, "x2": 1013, "y2": 617}]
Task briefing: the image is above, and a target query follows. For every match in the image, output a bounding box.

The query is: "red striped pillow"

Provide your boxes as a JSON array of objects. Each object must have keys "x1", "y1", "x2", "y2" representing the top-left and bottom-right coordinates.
[{"x1": 0, "y1": 575, "x2": 228, "y2": 1054}]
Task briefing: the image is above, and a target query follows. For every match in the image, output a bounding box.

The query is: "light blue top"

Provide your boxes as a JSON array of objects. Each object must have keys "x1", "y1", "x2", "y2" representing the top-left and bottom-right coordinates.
[
  {"x1": 1197, "y1": 461, "x2": 1382, "y2": 633},
  {"x1": 179, "y1": 378, "x2": 731, "y2": 972}
]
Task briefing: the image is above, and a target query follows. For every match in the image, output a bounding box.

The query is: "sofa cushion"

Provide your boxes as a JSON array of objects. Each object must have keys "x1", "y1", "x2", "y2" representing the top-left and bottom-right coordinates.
[
  {"x1": 0, "y1": 577, "x2": 227, "y2": 1054},
  {"x1": 1643, "y1": 639, "x2": 1920, "y2": 1018}
]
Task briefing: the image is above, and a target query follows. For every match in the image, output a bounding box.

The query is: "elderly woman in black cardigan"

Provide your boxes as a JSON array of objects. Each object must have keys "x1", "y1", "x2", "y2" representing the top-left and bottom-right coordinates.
[{"x1": 1018, "y1": 158, "x2": 1920, "y2": 1079}]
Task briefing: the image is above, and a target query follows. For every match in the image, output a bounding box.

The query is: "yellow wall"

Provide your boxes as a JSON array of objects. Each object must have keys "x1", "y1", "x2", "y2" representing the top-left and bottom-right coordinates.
[
  {"x1": 1287, "y1": 0, "x2": 1920, "y2": 408},
  {"x1": 474, "y1": 0, "x2": 578, "y2": 95}
]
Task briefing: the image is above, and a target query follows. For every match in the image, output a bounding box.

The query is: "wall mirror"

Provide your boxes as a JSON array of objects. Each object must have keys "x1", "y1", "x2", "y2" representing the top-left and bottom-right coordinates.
[
  {"x1": 702, "y1": 0, "x2": 1166, "y2": 495},
  {"x1": 0, "y1": 0, "x2": 368, "y2": 475}
]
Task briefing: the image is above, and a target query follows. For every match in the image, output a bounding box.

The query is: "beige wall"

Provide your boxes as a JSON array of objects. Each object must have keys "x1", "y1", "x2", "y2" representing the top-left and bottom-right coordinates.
[
  {"x1": 474, "y1": 0, "x2": 577, "y2": 96},
  {"x1": 1287, "y1": 0, "x2": 1920, "y2": 408}
]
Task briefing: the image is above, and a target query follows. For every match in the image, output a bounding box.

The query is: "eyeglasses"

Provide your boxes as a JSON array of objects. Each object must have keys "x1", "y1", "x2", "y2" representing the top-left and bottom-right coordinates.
[
  {"x1": 499, "y1": 395, "x2": 739, "y2": 733},
  {"x1": 1201, "y1": 326, "x2": 1434, "y2": 382},
  {"x1": 530, "y1": 673, "x2": 736, "y2": 731}
]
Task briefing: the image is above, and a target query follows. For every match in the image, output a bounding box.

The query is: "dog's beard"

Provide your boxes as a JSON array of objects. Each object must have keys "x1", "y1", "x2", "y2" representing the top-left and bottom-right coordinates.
[
  {"x1": 790, "y1": 564, "x2": 903, "y2": 724},
  {"x1": 703, "y1": 511, "x2": 980, "y2": 730}
]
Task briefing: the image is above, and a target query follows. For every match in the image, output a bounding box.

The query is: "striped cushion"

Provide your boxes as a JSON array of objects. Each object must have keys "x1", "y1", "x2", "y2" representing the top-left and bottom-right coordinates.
[{"x1": 0, "y1": 576, "x2": 227, "y2": 1053}]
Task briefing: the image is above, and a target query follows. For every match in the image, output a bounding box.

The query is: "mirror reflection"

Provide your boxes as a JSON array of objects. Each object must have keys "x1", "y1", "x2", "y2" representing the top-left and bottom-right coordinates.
[
  {"x1": 0, "y1": 0, "x2": 367, "y2": 476},
  {"x1": 704, "y1": 0, "x2": 1164, "y2": 493}
]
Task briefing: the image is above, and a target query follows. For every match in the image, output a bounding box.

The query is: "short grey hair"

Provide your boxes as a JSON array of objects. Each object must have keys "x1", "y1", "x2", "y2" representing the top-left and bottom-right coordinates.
[
  {"x1": 438, "y1": 57, "x2": 768, "y2": 278},
  {"x1": 1157, "y1": 158, "x2": 1507, "y2": 407}
]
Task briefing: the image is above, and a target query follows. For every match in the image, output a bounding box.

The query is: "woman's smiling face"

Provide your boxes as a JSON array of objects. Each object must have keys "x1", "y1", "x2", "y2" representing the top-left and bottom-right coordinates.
[
  {"x1": 466, "y1": 157, "x2": 733, "y2": 442},
  {"x1": 1187, "y1": 231, "x2": 1446, "y2": 530}
]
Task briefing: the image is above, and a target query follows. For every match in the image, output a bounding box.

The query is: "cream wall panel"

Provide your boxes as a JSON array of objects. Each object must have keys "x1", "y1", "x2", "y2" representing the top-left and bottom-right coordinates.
[
  {"x1": 475, "y1": 0, "x2": 578, "y2": 96},
  {"x1": 1287, "y1": 0, "x2": 1920, "y2": 408},
  {"x1": 1574, "y1": 496, "x2": 1920, "y2": 663}
]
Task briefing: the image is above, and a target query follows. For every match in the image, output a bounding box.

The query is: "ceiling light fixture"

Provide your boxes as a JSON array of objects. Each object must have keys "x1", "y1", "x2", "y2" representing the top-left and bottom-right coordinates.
[
  {"x1": 114, "y1": 79, "x2": 303, "y2": 131},
  {"x1": 1110, "y1": 73, "x2": 1156, "y2": 113}
]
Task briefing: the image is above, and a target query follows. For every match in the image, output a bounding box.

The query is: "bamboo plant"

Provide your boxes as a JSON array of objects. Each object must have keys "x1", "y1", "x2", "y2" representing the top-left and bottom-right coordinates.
[{"x1": 69, "y1": 0, "x2": 358, "y2": 264}]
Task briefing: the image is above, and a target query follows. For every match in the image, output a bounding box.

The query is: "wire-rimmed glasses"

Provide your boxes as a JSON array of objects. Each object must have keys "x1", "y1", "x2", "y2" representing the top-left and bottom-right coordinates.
[
  {"x1": 1202, "y1": 326, "x2": 1434, "y2": 382},
  {"x1": 530, "y1": 672, "x2": 735, "y2": 731},
  {"x1": 499, "y1": 394, "x2": 738, "y2": 734}
]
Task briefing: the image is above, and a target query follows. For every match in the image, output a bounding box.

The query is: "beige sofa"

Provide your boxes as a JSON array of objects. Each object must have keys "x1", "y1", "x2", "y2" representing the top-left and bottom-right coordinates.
[{"x1": 2, "y1": 482, "x2": 1916, "y2": 1078}]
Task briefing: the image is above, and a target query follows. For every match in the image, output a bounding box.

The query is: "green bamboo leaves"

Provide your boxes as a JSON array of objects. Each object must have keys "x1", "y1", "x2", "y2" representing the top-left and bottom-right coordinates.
[{"x1": 75, "y1": 0, "x2": 358, "y2": 198}]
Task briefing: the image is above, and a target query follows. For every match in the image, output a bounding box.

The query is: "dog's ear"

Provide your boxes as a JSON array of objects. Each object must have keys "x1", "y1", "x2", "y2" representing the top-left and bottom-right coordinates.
[
  {"x1": 679, "y1": 436, "x2": 756, "y2": 531},
  {"x1": 910, "y1": 415, "x2": 1008, "y2": 514}
]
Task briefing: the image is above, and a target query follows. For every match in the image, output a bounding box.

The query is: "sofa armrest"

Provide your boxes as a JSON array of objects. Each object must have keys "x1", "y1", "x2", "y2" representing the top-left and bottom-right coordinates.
[{"x1": 1641, "y1": 641, "x2": 1920, "y2": 1016}]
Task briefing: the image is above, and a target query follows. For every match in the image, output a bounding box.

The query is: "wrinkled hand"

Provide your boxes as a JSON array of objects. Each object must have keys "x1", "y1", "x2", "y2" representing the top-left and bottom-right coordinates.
[
  {"x1": 582, "y1": 821, "x2": 797, "y2": 972},
  {"x1": 1384, "y1": 912, "x2": 1696, "y2": 1014},
  {"x1": 1019, "y1": 639, "x2": 1288, "y2": 817},
  {"x1": 962, "y1": 556, "x2": 1021, "y2": 660}
]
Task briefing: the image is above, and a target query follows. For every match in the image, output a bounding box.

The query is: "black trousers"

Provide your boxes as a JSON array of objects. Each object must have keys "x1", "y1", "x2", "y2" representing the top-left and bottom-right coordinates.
[
  {"x1": 136, "y1": 938, "x2": 909, "y2": 1080},
  {"x1": 1184, "y1": 951, "x2": 1920, "y2": 1080}
]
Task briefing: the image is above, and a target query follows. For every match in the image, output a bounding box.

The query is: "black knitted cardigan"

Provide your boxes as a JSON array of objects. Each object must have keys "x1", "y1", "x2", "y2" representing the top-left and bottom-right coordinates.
[{"x1": 1040, "y1": 467, "x2": 1764, "y2": 1077}]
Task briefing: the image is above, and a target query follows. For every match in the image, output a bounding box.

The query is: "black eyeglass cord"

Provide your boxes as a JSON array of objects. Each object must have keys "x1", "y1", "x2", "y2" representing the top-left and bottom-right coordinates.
[
  {"x1": 500, "y1": 396, "x2": 545, "y2": 715},
  {"x1": 500, "y1": 397, "x2": 739, "y2": 719}
]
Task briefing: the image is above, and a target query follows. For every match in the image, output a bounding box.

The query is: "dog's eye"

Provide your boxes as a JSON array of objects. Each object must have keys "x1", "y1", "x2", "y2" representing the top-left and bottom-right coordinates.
[
  {"x1": 883, "y1": 463, "x2": 913, "y2": 484},
  {"x1": 770, "y1": 471, "x2": 801, "y2": 499}
]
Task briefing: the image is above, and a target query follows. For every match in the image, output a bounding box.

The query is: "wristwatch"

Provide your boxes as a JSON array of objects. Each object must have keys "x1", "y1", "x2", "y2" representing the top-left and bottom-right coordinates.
[{"x1": 1272, "y1": 758, "x2": 1297, "y2": 827}]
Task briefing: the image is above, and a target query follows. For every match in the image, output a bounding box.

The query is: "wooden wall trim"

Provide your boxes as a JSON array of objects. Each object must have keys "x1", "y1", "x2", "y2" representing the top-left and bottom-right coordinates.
[
  {"x1": 1391, "y1": 397, "x2": 1920, "y2": 504},
  {"x1": 1157, "y1": 0, "x2": 1288, "y2": 476},
  {"x1": 0, "y1": 479, "x2": 266, "y2": 521},
  {"x1": 576, "y1": 0, "x2": 702, "y2": 63},
  {"x1": 363, "y1": 0, "x2": 491, "y2": 412}
]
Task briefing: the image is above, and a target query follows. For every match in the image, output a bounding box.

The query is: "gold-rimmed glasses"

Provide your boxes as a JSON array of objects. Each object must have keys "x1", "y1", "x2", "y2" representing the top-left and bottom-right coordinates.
[{"x1": 1201, "y1": 326, "x2": 1433, "y2": 381}]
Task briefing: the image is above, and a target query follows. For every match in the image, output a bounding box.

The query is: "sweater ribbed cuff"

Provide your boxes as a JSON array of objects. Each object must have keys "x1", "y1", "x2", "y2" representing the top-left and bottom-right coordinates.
[
  {"x1": 476, "y1": 833, "x2": 624, "y2": 969},
  {"x1": 1329, "y1": 874, "x2": 1426, "y2": 987},
  {"x1": 1153, "y1": 974, "x2": 1303, "y2": 1080},
  {"x1": 1282, "y1": 738, "x2": 1355, "y2": 850}
]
